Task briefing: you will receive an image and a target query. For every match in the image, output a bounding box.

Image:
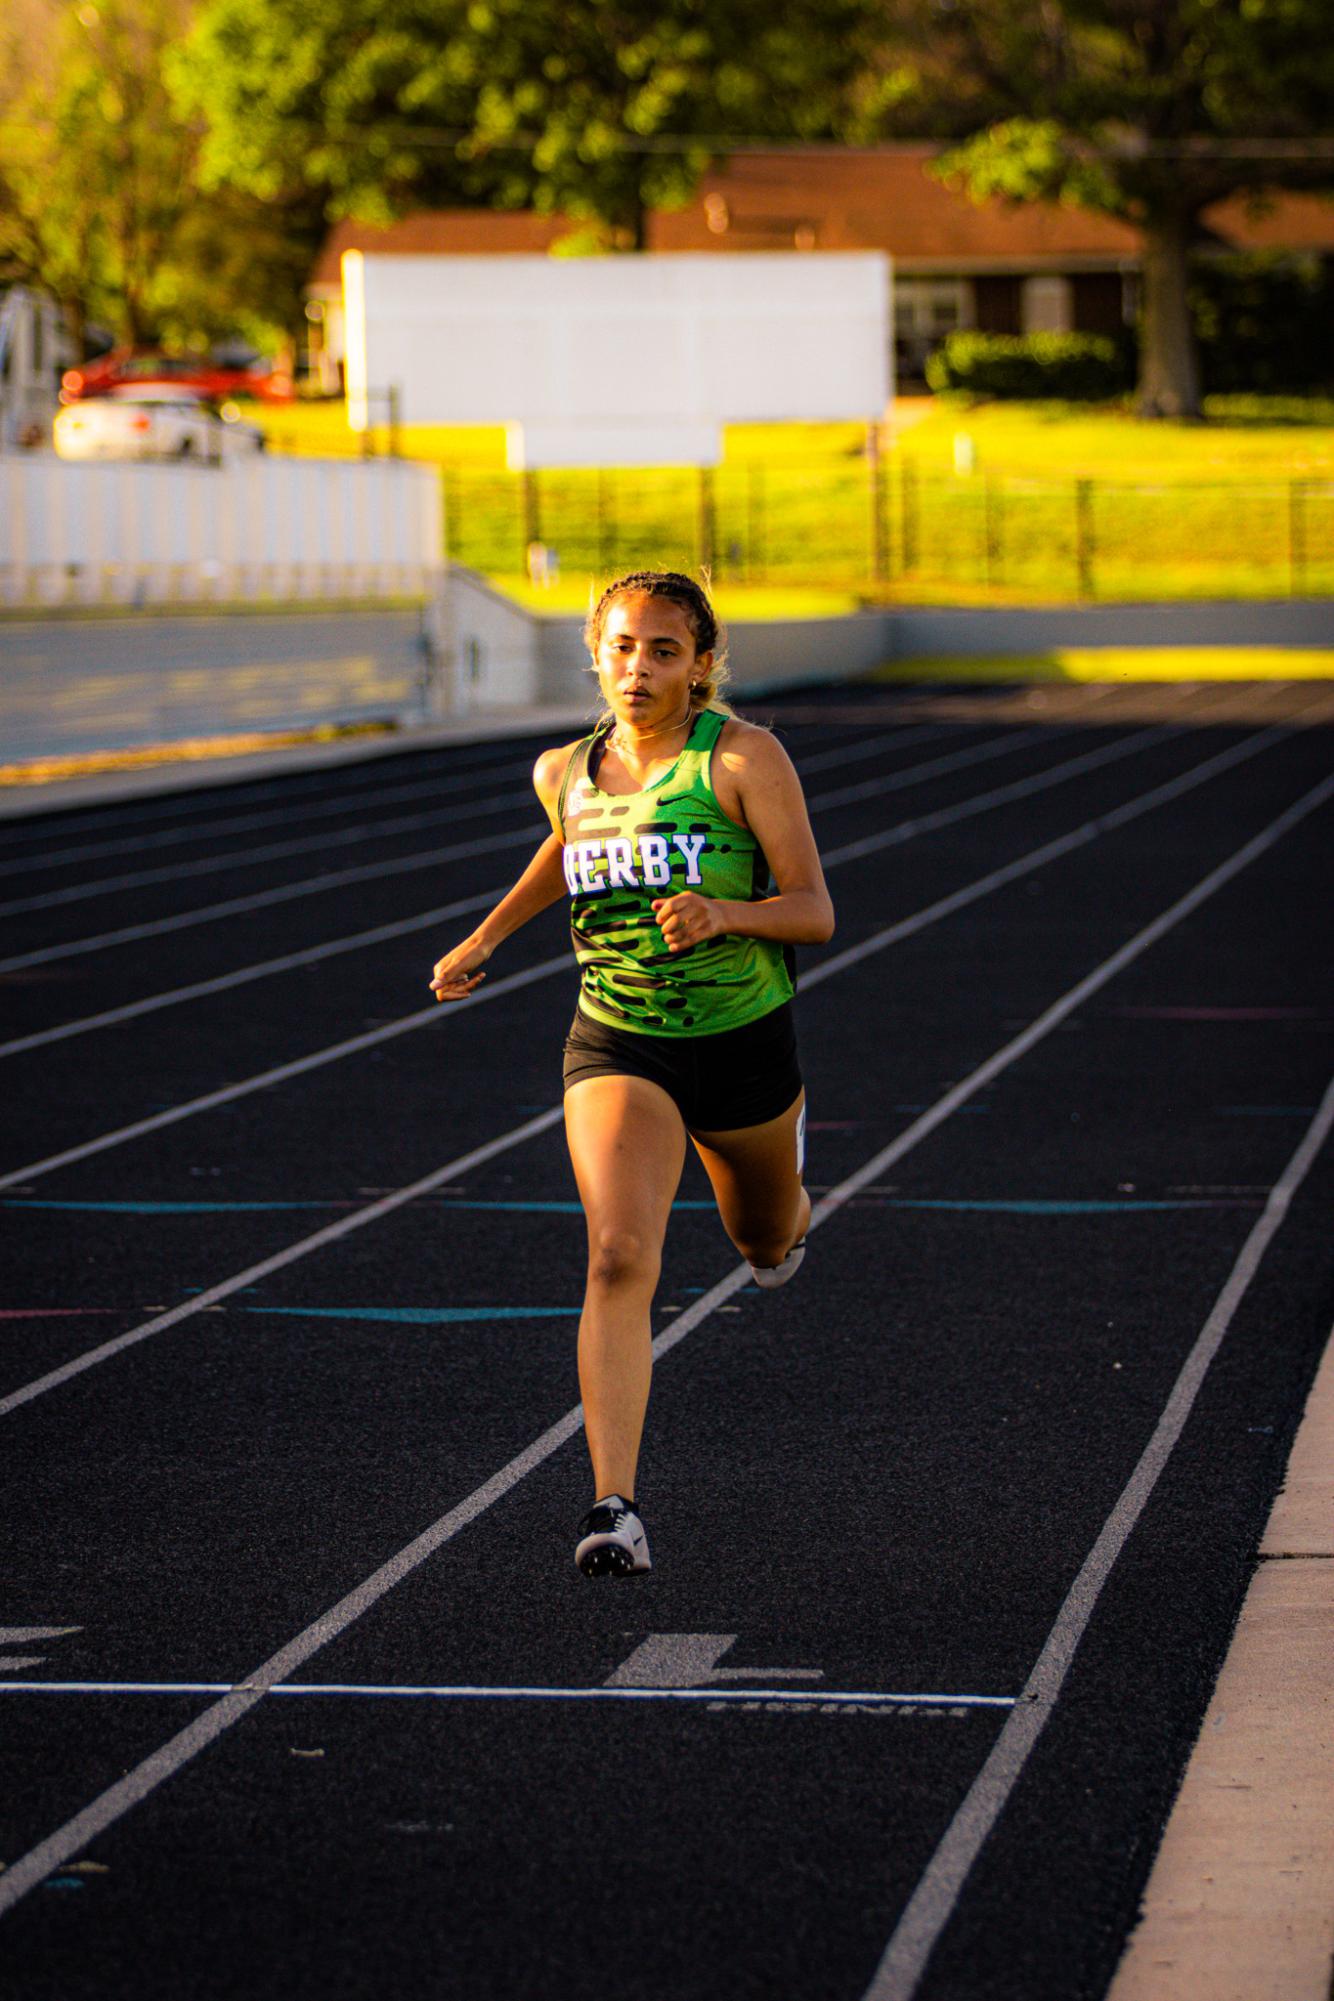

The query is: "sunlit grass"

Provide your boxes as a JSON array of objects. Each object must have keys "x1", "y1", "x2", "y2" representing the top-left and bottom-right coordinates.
[
  {"x1": 903, "y1": 398, "x2": 1334, "y2": 478},
  {"x1": 492, "y1": 577, "x2": 863, "y2": 619},
  {"x1": 243, "y1": 396, "x2": 1334, "y2": 479},
  {"x1": 872, "y1": 647, "x2": 1334, "y2": 683},
  {"x1": 236, "y1": 397, "x2": 1334, "y2": 603}
]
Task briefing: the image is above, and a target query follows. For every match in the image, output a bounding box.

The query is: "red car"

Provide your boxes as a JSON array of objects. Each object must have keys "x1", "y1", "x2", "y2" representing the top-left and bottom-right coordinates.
[{"x1": 60, "y1": 348, "x2": 293, "y2": 404}]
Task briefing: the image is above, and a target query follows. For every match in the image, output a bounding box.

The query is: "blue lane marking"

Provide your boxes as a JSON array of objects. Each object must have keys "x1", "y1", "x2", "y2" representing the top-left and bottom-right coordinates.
[
  {"x1": 243, "y1": 1306, "x2": 581, "y2": 1325},
  {"x1": 0, "y1": 1200, "x2": 338, "y2": 1214},
  {"x1": 0, "y1": 1199, "x2": 716, "y2": 1215},
  {"x1": 853, "y1": 1198, "x2": 1254, "y2": 1214},
  {"x1": 1218, "y1": 1105, "x2": 1318, "y2": 1117},
  {"x1": 424, "y1": 1200, "x2": 714, "y2": 1213}
]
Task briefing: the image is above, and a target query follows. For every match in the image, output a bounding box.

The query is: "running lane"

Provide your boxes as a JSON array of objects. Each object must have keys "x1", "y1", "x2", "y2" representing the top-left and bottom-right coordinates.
[{"x1": 0, "y1": 683, "x2": 1330, "y2": 2001}]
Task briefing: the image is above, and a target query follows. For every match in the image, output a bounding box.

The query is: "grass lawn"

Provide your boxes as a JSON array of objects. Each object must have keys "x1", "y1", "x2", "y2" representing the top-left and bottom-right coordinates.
[
  {"x1": 238, "y1": 396, "x2": 1334, "y2": 603},
  {"x1": 493, "y1": 580, "x2": 864, "y2": 619},
  {"x1": 242, "y1": 396, "x2": 1334, "y2": 479},
  {"x1": 873, "y1": 647, "x2": 1334, "y2": 683},
  {"x1": 896, "y1": 396, "x2": 1334, "y2": 479}
]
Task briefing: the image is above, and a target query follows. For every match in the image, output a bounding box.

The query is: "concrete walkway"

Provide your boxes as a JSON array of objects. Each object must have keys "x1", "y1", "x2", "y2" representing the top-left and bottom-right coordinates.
[{"x1": 1109, "y1": 1330, "x2": 1334, "y2": 2001}]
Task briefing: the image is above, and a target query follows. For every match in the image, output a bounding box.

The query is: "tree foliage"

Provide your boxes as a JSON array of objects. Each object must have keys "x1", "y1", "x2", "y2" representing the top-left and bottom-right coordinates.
[
  {"x1": 0, "y1": 0, "x2": 322, "y2": 351},
  {"x1": 853, "y1": 0, "x2": 1334, "y2": 415},
  {"x1": 174, "y1": 0, "x2": 869, "y2": 247}
]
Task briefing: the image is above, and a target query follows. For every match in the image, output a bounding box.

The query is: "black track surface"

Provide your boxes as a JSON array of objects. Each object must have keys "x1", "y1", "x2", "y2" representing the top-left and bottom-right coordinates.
[{"x1": 2, "y1": 679, "x2": 1332, "y2": 2001}]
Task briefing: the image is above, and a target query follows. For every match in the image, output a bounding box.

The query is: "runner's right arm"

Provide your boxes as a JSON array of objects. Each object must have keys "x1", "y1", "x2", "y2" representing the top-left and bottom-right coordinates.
[{"x1": 428, "y1": 747, "x2": 573, "y2": 1003}]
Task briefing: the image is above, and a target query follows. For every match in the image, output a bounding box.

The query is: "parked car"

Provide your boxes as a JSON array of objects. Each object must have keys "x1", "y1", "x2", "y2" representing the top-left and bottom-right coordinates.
[
  {"x1": 53, "y1": 388, "x2": 267, "y2": 461},
  {"x1": 60, "y1": 347, "x2": 293, "y2": 404}
]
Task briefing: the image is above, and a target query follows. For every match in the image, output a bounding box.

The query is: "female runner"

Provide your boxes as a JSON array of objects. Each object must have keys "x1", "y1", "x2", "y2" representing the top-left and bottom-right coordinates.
[{"x1": 429, "y1": 570, "x2": 833, "y2": 1576}]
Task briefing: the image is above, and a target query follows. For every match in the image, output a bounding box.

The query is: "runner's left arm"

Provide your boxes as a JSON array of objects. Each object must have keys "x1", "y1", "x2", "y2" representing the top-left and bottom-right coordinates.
[{"x1": 652, "y1": 729, "x2": 834, "y2": 955}]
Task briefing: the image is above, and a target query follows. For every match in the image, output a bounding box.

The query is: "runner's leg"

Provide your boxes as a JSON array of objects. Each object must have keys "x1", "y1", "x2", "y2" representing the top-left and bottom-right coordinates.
[
  {"x1": 564, "y1": 1074, "x2": 687, "y2": 1501},
  {"x1": 691, "y1": 1089, "x2": 809, "y2": 1272}
]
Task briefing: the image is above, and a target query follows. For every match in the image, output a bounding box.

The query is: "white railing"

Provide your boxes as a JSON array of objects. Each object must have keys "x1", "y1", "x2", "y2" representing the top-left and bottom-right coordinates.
[{"x1": 0, "y1": 453, "x2": 444, "y2": 608}]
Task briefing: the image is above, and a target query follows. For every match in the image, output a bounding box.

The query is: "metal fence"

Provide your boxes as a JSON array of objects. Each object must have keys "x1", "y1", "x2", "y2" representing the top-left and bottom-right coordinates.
[{"x1": 440, "y1": 459, "x2": 1334, "y2": 602}]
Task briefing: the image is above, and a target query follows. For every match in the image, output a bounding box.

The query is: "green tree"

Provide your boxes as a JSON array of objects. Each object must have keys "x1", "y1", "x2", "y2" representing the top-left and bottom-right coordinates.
[
  {"x1": 854, "y1": 0, "x2": 1334, "y2": 417},
  {"x1": 174, "y1": 0, "x2": 868, "y2": 249},
  {"x1": 0, "y1": 0, "x2": 321, "y2": 353}
]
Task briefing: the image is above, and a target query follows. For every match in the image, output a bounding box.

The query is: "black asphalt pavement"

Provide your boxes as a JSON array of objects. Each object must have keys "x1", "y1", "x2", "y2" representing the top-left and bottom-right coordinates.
[{"x1": 1, "y1": 678, "x2": 1332, "y2": 2001}]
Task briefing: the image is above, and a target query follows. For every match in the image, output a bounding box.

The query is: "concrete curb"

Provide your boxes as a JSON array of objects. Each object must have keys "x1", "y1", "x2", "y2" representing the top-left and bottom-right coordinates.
[{"x1": 1109, "y1": 1327, "x2": 1334, "y2": 2001}]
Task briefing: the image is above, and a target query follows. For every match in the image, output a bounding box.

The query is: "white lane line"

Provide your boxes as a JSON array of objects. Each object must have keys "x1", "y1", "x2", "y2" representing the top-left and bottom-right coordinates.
[
  {"x1": 809, "y1": 722, "x2": 1298, "y2": 984},
  {"x1": 0, "y1": 888, "x2": 502, "y2": 1060},
  {"x1": 0, "y1": 754, "x2": 546, "y2": 878},
  {"x1": 786, "y1": 721, "x2": 951, "y2": 773},
  {"x1": 0, "y1": 786, "x2": 538, "y2": 919},
  {"x1": 0, "y1": 720, "x2": 1294, "y2": 1188},
  {"x1": 0, "y1": 956, "x2": 569, "y2": 1198},
  {"x1": 861, "y1": 1062, "x2": 1334, "y2": 2001},
  {"x1": 0, "y1": 724, "x2": 947, "y2": 882},
  {"x1": 0, "y1": 768, "x2": 1326, "y2": 1919},
  {"x1": 0, "y1": 733, "x2": 537, "y2": 850},
  {"x1": 808, "y1": 722, "x2": 1055, "y2": 812},
  {"x1": 0, "y1": 721, "x2": 1040, "y2": 955},
  {"x1": 821, "y1": 718, "x2": 1182, "y2": 867},
  {"x1": 0, "y1": 824, "x2": 541, "y2": 975},
  {"x1": 0, "y1": 1101, "x2": 566, "y2": 1420},
  {"x1": 0, "y1": 722, "x2": 947, "y2": 912},
  {"x1": 0, "y1": 1681, "x2": 1014, "y2": 1708},
  {"x1": 0, "y1": 724, "x2": 1063, "y2": 1051}
]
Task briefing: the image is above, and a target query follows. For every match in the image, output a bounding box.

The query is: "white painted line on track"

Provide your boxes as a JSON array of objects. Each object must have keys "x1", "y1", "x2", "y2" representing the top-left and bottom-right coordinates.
[
  {"x1": 0, "y1": 723, "x2": 948, "y2": 881},
  {"x1": 2, "y1": 752, "x2": 556, "y2": 876},
  {"x1": 0, "y1": 786, "x2": 537, "y2": 919},
  {"x1": 0, "y1": 765, "x2": 1327, "y2": 1920},
  {"x1": 0, "y1": 723, "x2": 1069, "y2": 1052},
  {"x1": 821, "y1": 718, "x2": 1178, "y2": 867},
  {"x1": 861, "y1": 1060, "x2": 1334, "y2": 2001},
  {"x1": 0, "y1": 887, "x2": 502, "y2": 1060},
  {"x1": 0, "y1": 721, "x2": 1039, "y2": 955},
  {"x1": 807, "y1": 721, "x2": 1055, "y2": 812},
  {"x1": 0, "y1": 754, "x2": 546, "y2": 878},
  {"x1": 0, "y1": 1100, "x2": 565, "y2": 1420},
  {"x1": 810, "y1": 721, "x2": 1299, "y2": 985},
  {"x1": 0, "y1": 718, "x2": 1297, "y2": 1185},
  {"x1": 782, "y1": 720, "x2": 951, "y2": 774},
  {"x1": 0, "y1": 824, "x2": 540, "y2": 975},
  {"x1": 3, "y1": 723, "x2": 927, "y2": 880},
  {"x1": 0, "y1": 733, "x2": 537, "y2": 849},
  {"x1": 0, "y1": 1681, "x2": 1015, "y2": 1707},
  {"x1": 0, "y1": 956, "x2": 569, "y2": 1198}
]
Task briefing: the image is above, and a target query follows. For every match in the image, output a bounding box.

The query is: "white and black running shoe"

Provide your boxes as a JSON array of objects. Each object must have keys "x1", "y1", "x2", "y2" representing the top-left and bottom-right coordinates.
[
  {"x1": 750, "y1": 1237, "x2": 806, "y2": 1290},
  {"x1": 574, "y1": 1495, "x2": 651, "y2": 1577}
]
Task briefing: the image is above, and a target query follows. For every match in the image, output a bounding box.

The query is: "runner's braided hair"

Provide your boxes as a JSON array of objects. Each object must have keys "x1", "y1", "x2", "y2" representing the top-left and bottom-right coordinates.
[{"x1": 584, "y1": 570, "x2": 732, "y2": 715}]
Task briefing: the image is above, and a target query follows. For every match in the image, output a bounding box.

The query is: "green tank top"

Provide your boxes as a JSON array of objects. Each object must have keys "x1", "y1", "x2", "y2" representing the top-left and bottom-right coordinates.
[{"x1": 558, "y1": 709, "x2": 795, "y2": 1037}]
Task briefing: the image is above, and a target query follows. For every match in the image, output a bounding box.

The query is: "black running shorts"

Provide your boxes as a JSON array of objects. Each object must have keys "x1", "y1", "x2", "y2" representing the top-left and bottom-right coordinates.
[{"x1": 562, "y1": 1001, "x2": 802, "y2": 1133}]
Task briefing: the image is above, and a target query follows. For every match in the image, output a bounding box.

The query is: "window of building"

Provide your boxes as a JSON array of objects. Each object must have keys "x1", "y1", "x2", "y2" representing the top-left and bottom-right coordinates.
[{"x1": 1021, "y1": 275, "x2": 1073, "y2": 335}]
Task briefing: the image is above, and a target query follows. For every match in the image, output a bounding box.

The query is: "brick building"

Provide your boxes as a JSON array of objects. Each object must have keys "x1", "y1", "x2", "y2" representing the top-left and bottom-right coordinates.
[{"x1": 306, "y1": 145, "x2": 1334, "y2": 387}]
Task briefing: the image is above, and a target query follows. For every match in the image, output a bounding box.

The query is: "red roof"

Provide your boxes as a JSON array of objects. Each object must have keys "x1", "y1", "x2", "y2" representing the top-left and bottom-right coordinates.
[{"x1": 310, "y1": 146, "x2": 1334, "y2": 285}]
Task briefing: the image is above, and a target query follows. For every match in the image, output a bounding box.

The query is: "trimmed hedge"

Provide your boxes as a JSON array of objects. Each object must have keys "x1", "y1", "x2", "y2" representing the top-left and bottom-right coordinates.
[{"x1": 926, "y1": 332, "x2": 1130, "y2": 401}]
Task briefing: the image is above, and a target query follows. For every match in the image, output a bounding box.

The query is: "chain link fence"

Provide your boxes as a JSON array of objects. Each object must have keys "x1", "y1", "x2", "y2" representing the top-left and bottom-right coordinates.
[{"x1": 439, "y1": 459, "x2": 1334, "y2": 601}]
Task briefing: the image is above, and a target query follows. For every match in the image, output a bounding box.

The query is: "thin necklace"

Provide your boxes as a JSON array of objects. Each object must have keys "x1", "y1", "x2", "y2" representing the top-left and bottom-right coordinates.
[{"x1": 610, "y1": 701, "x2": 694, "y2": 754}]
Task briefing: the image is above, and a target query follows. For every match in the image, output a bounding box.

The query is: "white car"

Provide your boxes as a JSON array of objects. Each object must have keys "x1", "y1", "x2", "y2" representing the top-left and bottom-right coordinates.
[{"x1": 53, "y1": 386, "x2": 266, "y2": 462}]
